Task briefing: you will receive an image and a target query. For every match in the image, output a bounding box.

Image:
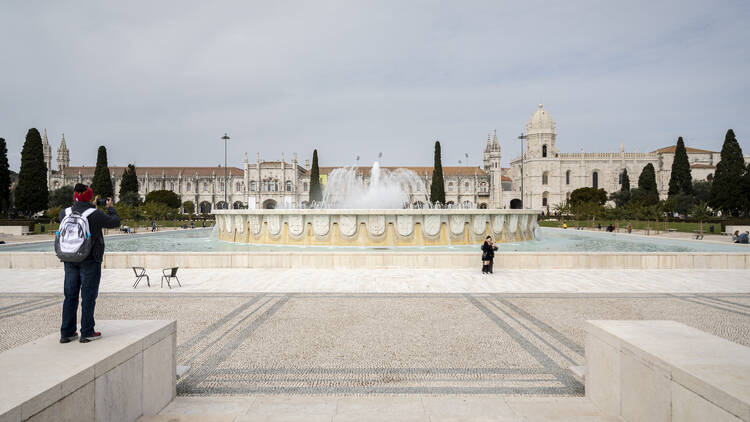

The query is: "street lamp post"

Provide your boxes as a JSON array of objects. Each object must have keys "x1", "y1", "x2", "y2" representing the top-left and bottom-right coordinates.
[
  {"x1": 518, "y1": 133, "x2": 527, "y2": 209},
  {"x1": 221, "y1": 133, "x2": 230, "y2": 207}
]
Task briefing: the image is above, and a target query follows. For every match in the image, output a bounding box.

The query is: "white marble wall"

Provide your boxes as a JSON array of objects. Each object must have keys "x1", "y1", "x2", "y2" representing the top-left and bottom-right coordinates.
[
  {"x1": 0, "y1": 320, "x2": 176, "y2": 422},
  {"x1": 1, "y1": 251, "x2": 749, "y2": 270},
  {"x1": 585, "y1": 320, "x2": 750, "y2": 422}
]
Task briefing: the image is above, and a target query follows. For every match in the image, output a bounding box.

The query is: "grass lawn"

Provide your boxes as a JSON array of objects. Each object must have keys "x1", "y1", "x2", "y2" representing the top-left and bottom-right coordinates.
[{"x1": 538, "y1": 219, "x2": 717, "y2": 234}]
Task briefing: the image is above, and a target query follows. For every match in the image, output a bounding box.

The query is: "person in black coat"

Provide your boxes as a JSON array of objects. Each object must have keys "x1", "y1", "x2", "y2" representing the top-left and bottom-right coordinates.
[
  {"x1": 481, "y1": 235, "x2": 498, "y2": 274},
  {"x1": 59, "y1": 184, "x2": 120, "y2": 344}
]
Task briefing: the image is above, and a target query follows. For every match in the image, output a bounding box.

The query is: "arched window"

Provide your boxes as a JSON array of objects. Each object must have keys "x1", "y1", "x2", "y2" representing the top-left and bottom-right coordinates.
[
  {"x1": 464, "y1": 182, "x2": 470, "y2": 189},
  {"x1": 236, "y1": 182, "x2": 241, "y2": 192},
  {"x1": 592, "y1": 171, "x2": 599, "y2": 189},
  {"x1": 186, "y1": 182, "x2": 192, "y2": 192},
  {"x1": 542, "y1": 145, "x2": 548, "y2": 158},
  {"x1": 250, "y1": 181, "x2": 256, "y2": 191},
  {"x1": 448, "y1": 182, "x2": 454, "y2": 191},
  {"x1": 220, "y1": 182, "x2": 225, "y2": 192},
  {"x1": 169, "y1": 182, "x2": 174, "y2": 191},
  {"x1": 565, "y1": 170, "x2": 571, "y2": 185},
  {"x1": 203, "y1": 183, "x2": 208, "y2": 192},
  {"x1": 286, "y1": 181, "x2": 292, "y2": 192},
  {"x1": 542, "y1": 171, "x2": 549, "y2": 185}
]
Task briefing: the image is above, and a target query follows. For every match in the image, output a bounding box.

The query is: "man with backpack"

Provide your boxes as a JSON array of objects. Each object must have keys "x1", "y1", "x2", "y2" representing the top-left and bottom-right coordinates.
[{"x1": 57, "y1": 183, "x2": 120, "y2": 343}]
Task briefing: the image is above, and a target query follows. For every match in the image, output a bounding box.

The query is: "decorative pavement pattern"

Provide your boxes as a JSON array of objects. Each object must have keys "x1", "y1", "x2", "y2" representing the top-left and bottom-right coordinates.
[{"x1": 1, "y1": 293, "x2": 749, "y2": 397}]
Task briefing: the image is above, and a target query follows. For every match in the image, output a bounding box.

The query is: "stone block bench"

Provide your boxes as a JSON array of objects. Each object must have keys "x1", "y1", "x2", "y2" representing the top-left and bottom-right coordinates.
[
  {"x1": 0, "y1": 320, "x2": 176, "y2": 422},
  {"x1": 0, "y1": 226, "x2": 29, "y2": 236},
  {"x1": 585, "y1": 320, "x2": 750, "y2": 422}
]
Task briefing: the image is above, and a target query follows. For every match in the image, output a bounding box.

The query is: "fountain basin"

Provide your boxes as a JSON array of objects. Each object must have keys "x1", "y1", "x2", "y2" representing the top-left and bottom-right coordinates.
[{"x1": 212, "y1": 209, "x2": 541, "y2": 246}]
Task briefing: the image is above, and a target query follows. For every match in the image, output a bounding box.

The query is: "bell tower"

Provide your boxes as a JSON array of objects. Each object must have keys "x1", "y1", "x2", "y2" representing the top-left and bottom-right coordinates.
[
  {"x1": 57, "y1": 134, "x2": 70, "y2": 171},
  {"x1": 486, "y1": 130, "x2": 502, "y2": 208}
]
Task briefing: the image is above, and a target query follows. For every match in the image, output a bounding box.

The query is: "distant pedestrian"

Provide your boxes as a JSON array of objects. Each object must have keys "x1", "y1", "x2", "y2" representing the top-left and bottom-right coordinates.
[
  {"x1": 627, "y1": 223, "x2": 632, "y2": 234},
  {"x1": 481, "y1": 235, "x2": 499, "y2": 274},
  {"x1": 732, "y1": 231, "x2": 740, "y2": 242},
  {"x1": 151, "y1": 221, "x2": 157, "y2": 232},
  {"x1": 563, "y1": 222, "x2": 567, "y2": 229},
  {"x1": 740, "y1": 231, "x2": 750, "y2": 244}
]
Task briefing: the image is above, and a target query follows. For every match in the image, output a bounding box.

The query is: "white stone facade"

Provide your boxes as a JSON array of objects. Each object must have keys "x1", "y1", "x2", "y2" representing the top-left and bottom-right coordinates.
[
  {"x1": 45, "y1": 105, "x2": 747, "y2": 212},
  {"x1": 506, "y1": 104, "x2": 746, "y2": 212}
]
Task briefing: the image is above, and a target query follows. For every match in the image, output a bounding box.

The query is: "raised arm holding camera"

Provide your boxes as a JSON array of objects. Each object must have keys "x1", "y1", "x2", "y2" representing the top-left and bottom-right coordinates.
[{"x1": 57, "y1": 183, "x2": 120, "y2": 344}]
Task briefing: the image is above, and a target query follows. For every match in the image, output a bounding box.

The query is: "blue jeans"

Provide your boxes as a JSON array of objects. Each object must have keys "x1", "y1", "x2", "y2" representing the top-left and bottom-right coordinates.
[{"x1": 61, "y1": 260, "x2": 102, "y2": 338}]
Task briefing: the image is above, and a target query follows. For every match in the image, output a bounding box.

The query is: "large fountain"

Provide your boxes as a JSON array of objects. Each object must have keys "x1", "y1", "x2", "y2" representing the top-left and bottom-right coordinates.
[{"x1": 213, "y1": 163, "x2": 539, "y2": 246}]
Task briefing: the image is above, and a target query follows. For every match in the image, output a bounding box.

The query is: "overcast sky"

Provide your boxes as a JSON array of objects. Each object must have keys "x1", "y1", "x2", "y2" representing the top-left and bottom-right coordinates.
[{"x1": 1, "y1": 1, "x2": 748, "y2": 172}]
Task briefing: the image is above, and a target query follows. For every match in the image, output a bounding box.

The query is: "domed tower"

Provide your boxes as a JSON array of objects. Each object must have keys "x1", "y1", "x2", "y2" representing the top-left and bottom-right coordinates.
[
  {"x1": 57, "y1": 133, "x2": 70, "y2": 171},
  {"x1": 525, "y1": 104, "x2": 556, "y2": 159}
]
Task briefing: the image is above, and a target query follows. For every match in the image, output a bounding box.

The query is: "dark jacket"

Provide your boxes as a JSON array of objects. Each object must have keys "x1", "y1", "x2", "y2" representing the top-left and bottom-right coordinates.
[
  {"x1": 59, "y1": 202, "x2": 120, "y2": 262},
  {"x1": 481, "y1": 241, "x2": 497, "y2": 261}
]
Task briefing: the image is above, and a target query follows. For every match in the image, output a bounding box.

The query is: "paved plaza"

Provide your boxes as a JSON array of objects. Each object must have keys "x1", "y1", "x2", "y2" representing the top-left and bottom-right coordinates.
[
  {"x1": 2, "y1": 290, "x2": 749, "y2": 397},
  {"x1": 2, "y1": 267, "x2": 749, "y2": 421}
]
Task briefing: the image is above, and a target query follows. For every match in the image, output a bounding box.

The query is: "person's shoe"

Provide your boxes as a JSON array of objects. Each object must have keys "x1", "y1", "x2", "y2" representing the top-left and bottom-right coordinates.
[
  {"x1": 60, "y1": 333, "x2": 78, "y2": 343},
  {"x1": 80, "y1": 332, "x2": 102, "y2": 343}
]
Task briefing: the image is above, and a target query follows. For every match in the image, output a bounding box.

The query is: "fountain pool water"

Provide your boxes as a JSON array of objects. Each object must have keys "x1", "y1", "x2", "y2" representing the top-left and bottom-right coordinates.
[{"x1": 1, "y1": 227, "x2": 747, "y2": 253}]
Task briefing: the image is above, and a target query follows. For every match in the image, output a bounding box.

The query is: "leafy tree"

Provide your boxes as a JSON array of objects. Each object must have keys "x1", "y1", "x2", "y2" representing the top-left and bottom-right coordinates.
[
  {"x1": 0, "y1": 138, "x2": 10, "y2": 216},
  {"x1": 741, "y1": 163, "x2": 750, "y2": 216},
  {"x1": 690, "y1": 201, "x2": 711, "y2": 233},
  {"x1": 668, "y1": 137, "x2": 693, "y2": 196},
  {"x1": 118, "y1": 191, "x2": 142, "y2": 207},
  {"x1": 118, "y1": 164, "x2": 139, "y2": 203},
  {"x1": 142, "y1": 201, "x2": 176, "y2": 220},
  {"x1": 48, "y1": 185, "x2": 74, "y2": 208},
  {"x1": 620, "y1": 168, "x2": 630, "y2": 192},
  {"x1": 91, "y1": 146, "x2": 114, "y2": 198},
  {"x1": 144, "y1": 190, "x2": 181, "y2": 209},
  {"x1": 710, "y1": 129, "x2": 745, "y2": 216},
  {"x1": 309, "y1": 149, "x2": 322, "y2": 204},
  {"x1": 182, "y1": 200, "x2": 195, "y2": 214},
  {"x1": 609, "y1": 190, "x2": 630, "y2": 208},
  {"x1": 15, "y1": 128, "x2": 49, "y2": 215},
  {"x1": 569, "y1": 187, "x2": 607, "y2": 207},
  {"x1": 430, "y1": 141, "x2": 445, "y2": 205},
  {"x1": 671, "y1": 192, "x2": 695, "y2": 216},
  {"x1": 47, "y1": 206, "x2": 62, "y2": 223},
  {"x1": 637, "y1": 163, "x2": 659, "y2": 205},
  {"x1": 691, "y1": 180, "x2": 712, "y2": 205}
]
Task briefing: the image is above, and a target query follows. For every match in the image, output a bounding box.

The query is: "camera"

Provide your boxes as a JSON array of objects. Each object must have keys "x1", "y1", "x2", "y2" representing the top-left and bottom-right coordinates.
[{"x1": 95, "y1": 197, "x2": 108, "y2": 207}]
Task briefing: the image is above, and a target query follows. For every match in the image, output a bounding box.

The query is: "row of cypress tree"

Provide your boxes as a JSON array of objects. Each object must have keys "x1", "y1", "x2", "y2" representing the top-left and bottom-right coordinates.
[
  {"x1": 0, "y1": 128, "x2": 117, "y2": 216},
  {"x1": 1, "y1": 129, "x2": 746, "y2": 216},
  {"x1": 612, "y1": 130, "x2": 750, "y2": 216}
]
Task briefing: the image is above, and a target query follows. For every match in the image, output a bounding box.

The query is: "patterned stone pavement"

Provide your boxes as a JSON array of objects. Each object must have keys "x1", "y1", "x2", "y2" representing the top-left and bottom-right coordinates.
[{"x1": 1, "y1": 292, "x2": 749, "y2": 397}]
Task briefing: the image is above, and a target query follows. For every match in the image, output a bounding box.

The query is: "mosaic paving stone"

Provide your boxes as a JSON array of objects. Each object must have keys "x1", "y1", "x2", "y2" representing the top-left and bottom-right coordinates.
[{"x1": 1, "y1": 293, "x2": 748, "y2": 396}]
